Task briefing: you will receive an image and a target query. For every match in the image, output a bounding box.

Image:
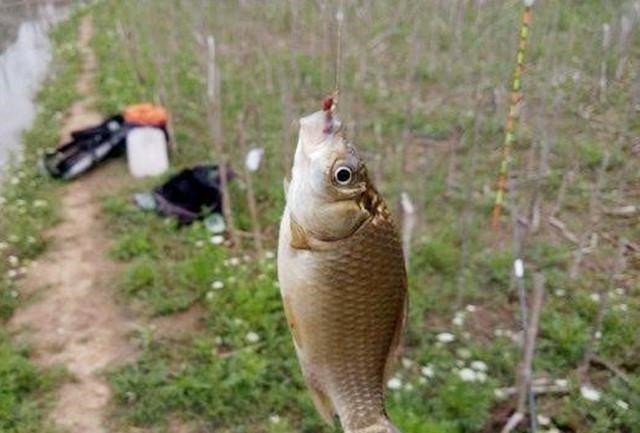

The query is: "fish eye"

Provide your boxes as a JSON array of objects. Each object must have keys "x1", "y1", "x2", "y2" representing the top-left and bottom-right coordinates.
[{"x1": 334, "y1": 166, "x2": 353, "y2": 185}]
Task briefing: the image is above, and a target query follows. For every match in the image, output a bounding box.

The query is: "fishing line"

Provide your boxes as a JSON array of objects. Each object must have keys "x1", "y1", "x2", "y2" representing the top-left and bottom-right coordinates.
[
  {"x1": 334, "y1": 0, "x2": 344, "y2": 102},
  {"x1": 491, "y1": 0, "x2": 535, "y2": 229}
]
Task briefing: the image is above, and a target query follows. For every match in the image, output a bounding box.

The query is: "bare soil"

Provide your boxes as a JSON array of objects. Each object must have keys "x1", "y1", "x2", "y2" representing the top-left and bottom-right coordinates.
[{"x1": 9, "y1": 16, "x2": 137, "y2": 433}]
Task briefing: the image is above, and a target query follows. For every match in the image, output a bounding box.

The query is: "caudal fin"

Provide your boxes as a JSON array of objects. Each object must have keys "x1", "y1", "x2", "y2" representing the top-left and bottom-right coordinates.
[{"x1": 346, "y1": 417, "x2": 401, "y2": 433}]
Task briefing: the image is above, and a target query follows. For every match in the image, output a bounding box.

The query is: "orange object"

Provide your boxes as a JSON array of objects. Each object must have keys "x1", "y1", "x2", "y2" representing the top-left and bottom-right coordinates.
[{"x1": 124, "y1": 103, "x2": 168, "y2": 127}]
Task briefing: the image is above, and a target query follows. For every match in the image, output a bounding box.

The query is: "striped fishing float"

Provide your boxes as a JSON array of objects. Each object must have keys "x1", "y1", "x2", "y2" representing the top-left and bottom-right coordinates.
[{"x1": 491, "y1": 0, "x2": 535, "y2": 229}]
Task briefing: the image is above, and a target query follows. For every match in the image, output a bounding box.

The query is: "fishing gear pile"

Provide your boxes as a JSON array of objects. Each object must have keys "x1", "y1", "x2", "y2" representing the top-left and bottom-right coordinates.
[{"x1": 41, "y1": 103, "x2": 169, "y2": 180}]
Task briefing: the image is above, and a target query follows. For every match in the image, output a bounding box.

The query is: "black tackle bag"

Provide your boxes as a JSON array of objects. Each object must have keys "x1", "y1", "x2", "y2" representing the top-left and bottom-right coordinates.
[
  {"x1": 152, "y1": 165, "x2": 234, "y2": 224},
  {"x1": 42, "y1": 115, "x2": 128, "y2": 180}
]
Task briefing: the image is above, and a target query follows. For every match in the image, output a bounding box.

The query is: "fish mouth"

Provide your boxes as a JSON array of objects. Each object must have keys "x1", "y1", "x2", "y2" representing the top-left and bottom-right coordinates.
[{"x1": 298, "y1": 109, "x2": 342, "y2": 157}]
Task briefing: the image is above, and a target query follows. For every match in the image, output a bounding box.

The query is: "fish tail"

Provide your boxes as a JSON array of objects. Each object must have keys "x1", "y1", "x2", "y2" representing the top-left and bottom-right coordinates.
[{"x1": 346, "y1": 417, "x2": 401, "y2": 433}]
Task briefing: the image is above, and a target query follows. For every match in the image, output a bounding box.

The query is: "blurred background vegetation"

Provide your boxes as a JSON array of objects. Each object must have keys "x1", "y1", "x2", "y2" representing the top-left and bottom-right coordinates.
[{"x1": 1, "y1": 0, "x2": 639, "y2": 432}]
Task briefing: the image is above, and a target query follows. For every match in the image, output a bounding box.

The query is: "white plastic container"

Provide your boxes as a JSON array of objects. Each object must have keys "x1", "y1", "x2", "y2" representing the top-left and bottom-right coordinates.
[{"x1": 126, "y1": 127, "x2": 169, "y2": 178}]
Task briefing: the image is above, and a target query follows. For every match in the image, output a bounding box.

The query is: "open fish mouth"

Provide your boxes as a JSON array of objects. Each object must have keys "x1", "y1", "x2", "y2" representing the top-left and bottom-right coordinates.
[{"x1": 298, "y1": 100, "x2": 342, "y2": 158}]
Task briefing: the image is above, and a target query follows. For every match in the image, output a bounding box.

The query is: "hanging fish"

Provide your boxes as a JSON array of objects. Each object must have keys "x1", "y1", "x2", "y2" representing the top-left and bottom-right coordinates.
[{"x1": 277, "y1": 97, "x2": 407, "y2": 433}]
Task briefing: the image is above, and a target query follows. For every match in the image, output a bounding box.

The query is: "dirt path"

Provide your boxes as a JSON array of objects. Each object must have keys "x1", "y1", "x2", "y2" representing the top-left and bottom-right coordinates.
[{"x1": 9, "y1": 15, "x2": 136, "y2": 433}]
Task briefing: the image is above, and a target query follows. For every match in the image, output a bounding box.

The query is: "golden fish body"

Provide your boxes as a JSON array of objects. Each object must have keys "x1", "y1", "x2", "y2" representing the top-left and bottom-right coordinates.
[{"x1": 278, "y1": 108, "x2": 407, "y2": 433}]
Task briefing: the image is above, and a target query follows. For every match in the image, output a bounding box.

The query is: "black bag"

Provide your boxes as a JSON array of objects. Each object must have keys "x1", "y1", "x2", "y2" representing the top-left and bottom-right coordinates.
[
  {"x1": 151, "y1": 165, "x2": 234, "y2": 224},
  {"x1": 42, "y1": 115, "x2": 128, "y2": 180}
]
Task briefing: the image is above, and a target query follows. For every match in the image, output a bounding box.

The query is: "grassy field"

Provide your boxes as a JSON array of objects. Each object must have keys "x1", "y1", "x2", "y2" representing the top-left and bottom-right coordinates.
[
  {"x1": 1, "y1": 0, "x2": 639, "y2": 432},
  {"x1": 0, "y1": 8, "x2": 87, "y2": 432},
  {"x1": 87, "y1": 1, "x2": 640, "y2": 432}
]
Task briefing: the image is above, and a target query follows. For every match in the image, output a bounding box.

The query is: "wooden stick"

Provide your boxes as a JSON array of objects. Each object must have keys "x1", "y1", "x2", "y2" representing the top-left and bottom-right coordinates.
[
  {"x1": 206, "y1": 35, "x2": 237, "y2": 247},
  {"x1": 579, "y1": 238, "x2": 627, "y2": 380},
  {"x1": 504, "y1": 271, "x2": 544, "y2": 433},
  {"x1": 237, "y1": 109, "x2": 264, "y2": 257}
]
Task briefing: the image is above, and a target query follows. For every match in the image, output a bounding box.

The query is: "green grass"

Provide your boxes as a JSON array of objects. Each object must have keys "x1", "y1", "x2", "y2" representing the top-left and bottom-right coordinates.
[
  {"x1": 0, "y1": 7, "x2": 87, "y2": 431},
  {"x1": 0, "y1": 332, "x2": 65, "y2": 433},
  {"x1": 84, "y1": 1, "x2": 640, "y2": 432}
]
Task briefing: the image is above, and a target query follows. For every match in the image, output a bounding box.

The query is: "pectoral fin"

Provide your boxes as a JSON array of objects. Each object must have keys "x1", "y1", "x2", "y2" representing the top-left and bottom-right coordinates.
[{"x1": 289, "y1": 217, "x2": 311, "y2": 250}]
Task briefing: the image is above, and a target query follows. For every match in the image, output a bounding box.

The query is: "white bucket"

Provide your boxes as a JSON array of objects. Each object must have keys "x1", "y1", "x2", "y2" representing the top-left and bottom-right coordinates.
[{"x1": 126, "y1": 127, "x2": 169, "y2": 178}]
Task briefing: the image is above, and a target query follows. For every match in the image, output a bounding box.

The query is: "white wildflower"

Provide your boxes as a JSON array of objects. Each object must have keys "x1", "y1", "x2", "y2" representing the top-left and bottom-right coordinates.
[
  {"x1": 615, "y1": 399, "x2": 629, "y2": 411},
  {"x1": 436, "y1": 332, "x2": 455, "y2": 343},
  {"x1": 613, "y1": 304, "x2": 628, "y2": 312},
  {"x1": 537, "y1": 414, "x2": 551, "y2": 426},
  {"x1": 210, "y1": 235, "x2": 225, "y2": 245},
  {"x1": 421, "y1": 365, "x2": 435, "y2": 378},
  {"x1": 245, "y1": 331, "x2": 260, "y2": 343},
  {"x1": 33, "y1": 199, "x2": 48, "y2": 208},
  {"x1": 457, "y1": 348, "x2": 471, "y2": 359},
  {"x1": 269, "y1": 414, "x2": 281, "y2": 424},
  {"x1": 455, "y1": 359, "x2": 465, "y2": 368},
  {"x1": 458, "y1": 368, "x2": 477, "y2": 382},
  {"x1": 404, "y1": 383, "x2": 414, "y2": 391},
  {"x1": 0, "y1": 242, "x2": 7, "y2": 251},
  {"x1": 195, "y1": 240, "x2": 205, "y2": 248},
  {"x1": 471, "y1": 360, "x2": 488, "y2": 372},
  {"x1": 580, "y1": 385, "x2": 601, "y2": 402},
  {"x1": 401, "y1": 358, "x2": 413, "y2": 369},
  {"x1": 264, "y1": 250, "x2": 275, "y2": 259},
  {"x1": 614, "y1": 287, "x2": 625, "y2": 297},
  {"x1": 211, "y1": 280, "x2": 224, "y2": 290},
  {"x1": 475, "y1": 371, "x2": 487, "y2": 383},
  {"x1": 465, "y1": 304, "x2": 477, "y2": 312},
  {"x1": 554, "y1": 288, "x2": 566, "y2": 297},
  {"x1": 205, "y1": 291, "x2": 215, "y2": 301},
  {"x1": 8, "y1": 255, "x2": 19, "y2": 267},
  {"x1": 554, "y1": 379, "x2": 568, "y2": 388},
  {"x1": 7, "y1": 269, "x2": 18, "y2": 279},
  {"x1": 452, "y1": 312, "x2": 465, "y2": 326},
  {"x1": 229, "y1": 257, "x2": 240, "y2": 266},
  {"x1": 387, "y1": 377, "x2": 402, "y2": 390},
  {"x1": 494, "y1": 388, "x2": 508, "y2": 399},
  {"x1": 589, "y1": 293, "x2": 601, "y2": 302}
]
